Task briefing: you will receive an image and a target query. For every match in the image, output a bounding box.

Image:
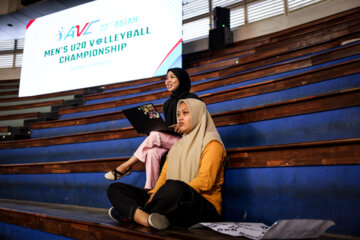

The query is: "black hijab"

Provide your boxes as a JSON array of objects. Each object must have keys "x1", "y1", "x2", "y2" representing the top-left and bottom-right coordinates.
[{"x1": 163, "y1": 68, "x2": 200, "y2": 126}]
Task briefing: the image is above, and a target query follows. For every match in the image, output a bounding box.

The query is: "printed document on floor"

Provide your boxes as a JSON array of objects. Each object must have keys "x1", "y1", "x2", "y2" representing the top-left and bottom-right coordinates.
[{"x1": 190, "y1": 219, "x2": 335, "y2": 239}]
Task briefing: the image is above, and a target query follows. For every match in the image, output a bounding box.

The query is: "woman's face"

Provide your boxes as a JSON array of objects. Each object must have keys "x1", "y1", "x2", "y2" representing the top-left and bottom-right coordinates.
[
  {"x1": 165, "y1": 71, "x2": 180, "y2": 92},
  {"x1": 177, "y1": 102, "x2": 192, "y2": 134}
]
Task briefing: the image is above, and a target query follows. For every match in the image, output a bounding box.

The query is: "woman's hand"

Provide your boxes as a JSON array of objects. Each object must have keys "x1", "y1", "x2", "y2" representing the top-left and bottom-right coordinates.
[
  {"x1": 145, "y1": 193, "x2": 155, "y2": 205},
  {"x1": 169, "y1": 124, "x2": 182, "y2": 134}
]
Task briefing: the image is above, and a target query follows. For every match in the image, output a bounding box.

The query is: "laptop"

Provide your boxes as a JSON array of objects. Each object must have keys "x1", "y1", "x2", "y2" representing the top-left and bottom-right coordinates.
[{"x1": 123, "y1": 103, "x2": 178, "y2": 136}]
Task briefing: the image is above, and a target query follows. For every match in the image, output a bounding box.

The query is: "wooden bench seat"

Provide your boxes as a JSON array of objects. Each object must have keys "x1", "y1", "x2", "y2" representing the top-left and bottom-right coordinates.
[{"x1": 0, "y1": 198, "x2": 353, "y2": 240}]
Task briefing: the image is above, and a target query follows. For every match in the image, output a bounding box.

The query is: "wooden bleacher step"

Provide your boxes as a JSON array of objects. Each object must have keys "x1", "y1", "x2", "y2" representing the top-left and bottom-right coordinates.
[
  {"x1": 1, "y1": 138, "x2": 359, "y2": 174},
  {"x1": 0, "y1": 85, "x2": 18, "y2": 90},
  {"x1": 84, "y1": 14, "x2": 360, "y2": 101},
  {"x1": 0, "y1": 198, "x2": 245, "y2": 240},
  {"x1": 101, "y1": 76, "x2": 163, "y2": 91},
  {"x1": 82, "y1": 39, "x2": 360, "y2": 103},
  {"x1": 56, "y1": 58, "x2": 360, "y2": 119},
  {"x1": 0, "y1": 199, "x2": 355, "y2": 240},
  {"x1": 0, "y1": 91, "x2": 18, "y2": 99},
  {"x1": 0, "y1": 136, "x2": 358, "y2": 239},
  {"x1": 0, "y1": 112, "x2": 59, "y2": 130},
  {"x1": 29, "y1": 76, "x2": 360, "y2": 133},
  {"x1": 0, "y1": 89, "x2": 84, "y2": 103},
  {"x1": 1, "y1": 86, "x2": 358, "y2": 149},
  {"x1": 0, "y1": 95, "x2": 76, "y2": 107},
  {"x1": 0, "y1": 87, "x2": 104, "y2": 136}
]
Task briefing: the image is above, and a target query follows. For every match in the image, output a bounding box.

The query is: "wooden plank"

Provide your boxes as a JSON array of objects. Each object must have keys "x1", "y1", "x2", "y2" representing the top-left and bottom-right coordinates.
[
  {"x1": 59, "y1": 91, "x2": 170, "y2": 115},
  {"x1": 0, "y1": 79, "x2": 19, "y2": 84},
  {"x1": 1, "y1": 138, "x2": 359, "y2": 174},
  {"x1": 31, "y1": 110, "x2": 126, "y2": 129},
  {"x1": 211, "y1": 88, "x2": 360, "y2": 127},
  {"x1": 312, "y1": 42, "x2": 360, "y2": 65},
  {"x1": 0, "y1": 199, "x2": 243, "y2": 240},
  {"x1": 0, "y1": 126, "x2": 9, "y2": 132},
  {"x1": 186, "y1": 49, "x2": 254, "y2": 75},
  {"x1": 0, "y1": 89, "x2": 83, "y2": 103},
  {"x1": 0, "y1": 199, "x2": 352, "y2": 240},
  {"x1": 0, "y1": 100, "x2": 64, "y2": 111},
  {"x1": 0, "y1": 204, "x2": 170, "y2": 240},
  {"x1": 0, "y1": 127, "x2": 139, "y2": 149},
  {"x1": 84, "y1": 81, "x2": 165, "y2": 101},
  {"x1": 103, "y1": 76, "x2": 163, "y2": 90},
  {"x1": 1, "y1": 87, "x2": 359, "y2": 149},
  {"x1": 0, "y1": 157, "x2": 130, "y2": 174},
  {"x1": 0, "y1": 90, "x2": 18, "y2": 96},
  {"x1": 201, "y1": 59, "x2": 360, "y2": 105},
  {"x1": 0, "y1": 85, "x2": 18, "y2": 90},
  {"x1": 0, "y1": 112, "x2": 39, "y2": 121},
  {"x1": 227, "y1": 138, "x2": 360, "y2": 168}
]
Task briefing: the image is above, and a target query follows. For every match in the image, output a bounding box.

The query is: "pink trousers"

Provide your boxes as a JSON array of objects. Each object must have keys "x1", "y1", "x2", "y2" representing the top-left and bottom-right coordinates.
[{"x1": 133, "y1": 131, "x2": 180, "y2": 189}]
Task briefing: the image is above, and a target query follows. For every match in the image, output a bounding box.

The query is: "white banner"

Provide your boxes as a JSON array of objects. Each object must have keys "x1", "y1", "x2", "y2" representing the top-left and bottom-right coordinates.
[{"x1": 19, "y1": 0, "x2": 182, "y2": 97}]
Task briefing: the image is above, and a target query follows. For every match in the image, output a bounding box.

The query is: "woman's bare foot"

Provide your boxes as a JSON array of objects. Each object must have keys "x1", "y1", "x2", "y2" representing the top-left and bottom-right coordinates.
[
  {"x1": 133, "y1": 208, "x2": 150, "y2": 227},
  {"x1": 133, "y1": 208, "x2": 170, "y2": 230}
]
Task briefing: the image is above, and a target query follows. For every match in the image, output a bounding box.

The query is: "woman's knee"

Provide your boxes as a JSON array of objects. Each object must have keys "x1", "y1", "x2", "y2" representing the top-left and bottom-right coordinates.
[
  {"x1": 160, "y1": 180, "x2": 189, "y2": 198},
  {"x1": 149, "y1": 131, "x2": 161, "y2": 138},
  {"x1": 107, "y1": 183, "x2": 117, "y2": 198},
  {"x1": 146, "y1": 148, "x2": 164, "y2": 163},
  {"x1": 148, "y1": 131, "x2": 161, "y2": 143},
  {"x1": 107, "y1": 182, "x2": 126, "y2": 200}
]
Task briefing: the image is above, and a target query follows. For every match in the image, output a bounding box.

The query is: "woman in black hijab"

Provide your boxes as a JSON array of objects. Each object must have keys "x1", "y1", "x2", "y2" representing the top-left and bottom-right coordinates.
[
  {"x1": 105, "y1": 68, "x2": 200, "y2": 190},
  {"x1": 163, "y1": 68, "x2": 199, "y2": 127}
]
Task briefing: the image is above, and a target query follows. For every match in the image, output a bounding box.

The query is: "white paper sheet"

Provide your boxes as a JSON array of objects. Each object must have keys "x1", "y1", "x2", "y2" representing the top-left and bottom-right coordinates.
[{"x1": 190, "y1": 219, "x2": 335, "y2": 239}]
